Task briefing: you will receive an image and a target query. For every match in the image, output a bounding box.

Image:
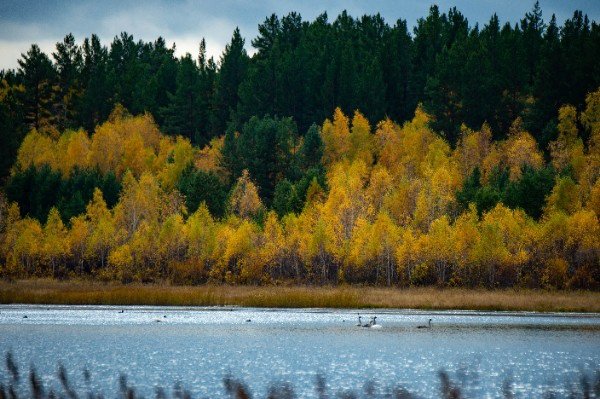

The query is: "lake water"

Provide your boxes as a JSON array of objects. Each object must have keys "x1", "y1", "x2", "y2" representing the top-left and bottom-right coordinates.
[{"x1": 0, "y1": 305, "x2": 599, "y2": 398}]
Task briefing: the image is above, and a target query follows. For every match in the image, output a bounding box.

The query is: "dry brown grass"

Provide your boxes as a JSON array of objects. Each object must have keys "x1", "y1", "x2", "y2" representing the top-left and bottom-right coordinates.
[{"x1": 0, "y1": 279, "x2": 598, "y2": 312}]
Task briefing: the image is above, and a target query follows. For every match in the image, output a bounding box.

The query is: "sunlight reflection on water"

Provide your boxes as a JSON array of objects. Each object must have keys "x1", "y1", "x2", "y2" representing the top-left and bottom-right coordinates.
[{"x1": 0, "y1": 305, "x2": 598, "y2": 398}]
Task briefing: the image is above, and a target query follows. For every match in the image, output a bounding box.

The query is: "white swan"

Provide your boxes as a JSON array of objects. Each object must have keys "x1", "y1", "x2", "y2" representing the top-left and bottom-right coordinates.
[
  {"x1": 356, "y1": 314, "x2": 363, "y2": 327},
  {"x1": 417, "y1": 318, "x2": 432, "y2": 329},
  {"x1": 369, "y1": 316, "x2": 382, "y2": 329}
]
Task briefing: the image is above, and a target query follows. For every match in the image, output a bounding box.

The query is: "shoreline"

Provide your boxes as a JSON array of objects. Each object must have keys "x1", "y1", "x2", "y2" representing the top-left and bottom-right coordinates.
[{"x1": 1, "y1": 280, "x2": 599, "y2": 313}]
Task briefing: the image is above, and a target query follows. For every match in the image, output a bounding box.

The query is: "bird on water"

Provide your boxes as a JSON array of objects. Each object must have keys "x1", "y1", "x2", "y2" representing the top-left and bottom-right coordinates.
[
  {"x1": 417, "y1": 319, "x2": 432, "y2": 329},
  {"x1": 357, "y1": 314, "x2": 382, "y2": 328},
  {"x1": 356, "y1": 314, "x2": 363, "y2": 327},
  {"x1": 369, "y1": 316, "x2": 382, "y2": 329}
]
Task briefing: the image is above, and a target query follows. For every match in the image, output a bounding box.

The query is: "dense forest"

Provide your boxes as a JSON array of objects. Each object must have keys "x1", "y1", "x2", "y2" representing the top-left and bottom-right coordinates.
[{"x1": 0, "y1": 3, "x2": 599, "y2": 288}]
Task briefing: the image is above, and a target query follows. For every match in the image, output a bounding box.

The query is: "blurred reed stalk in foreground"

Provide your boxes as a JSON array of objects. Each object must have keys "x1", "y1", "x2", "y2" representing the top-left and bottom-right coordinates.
[{"x1": 1, "y1": 352, "x2": 599, "y2": 399}]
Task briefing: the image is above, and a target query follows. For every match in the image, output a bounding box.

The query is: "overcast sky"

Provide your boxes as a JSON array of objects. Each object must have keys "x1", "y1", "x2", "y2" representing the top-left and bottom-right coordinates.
[{"x1": 1, "y1": 0, "x2": 599, "y2": 71}]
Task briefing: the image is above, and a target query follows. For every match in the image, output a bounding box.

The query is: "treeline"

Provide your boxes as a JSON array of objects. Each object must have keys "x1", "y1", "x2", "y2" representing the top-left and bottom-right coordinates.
[
  {"x1": 1, "y1": 87, "x2": 599, "y2": 288},
  {"x1": 0, "y1": 3, "x2": 599, "y2": 288},
  {"x1": 1, "y1": 3, "x2": 600, "y2": 181}
]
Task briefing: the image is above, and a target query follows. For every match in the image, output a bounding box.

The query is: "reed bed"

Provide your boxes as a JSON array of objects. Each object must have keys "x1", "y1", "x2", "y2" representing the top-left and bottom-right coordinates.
[
  {"x1": 1, "y1": 351, "x2": 598, "y2": 399},
  {"x1": 0, "y1": 280, "x2": 599, "y2": 312}
]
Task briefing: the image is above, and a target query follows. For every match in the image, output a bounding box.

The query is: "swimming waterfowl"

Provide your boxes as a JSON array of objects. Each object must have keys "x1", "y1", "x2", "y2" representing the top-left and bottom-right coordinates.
[
  {"x1": 417, "y1": 319, "x2": 432, "y2": 329},
  {"x1": 369, "y1": 316, "x2": 382, "y2": 329}
]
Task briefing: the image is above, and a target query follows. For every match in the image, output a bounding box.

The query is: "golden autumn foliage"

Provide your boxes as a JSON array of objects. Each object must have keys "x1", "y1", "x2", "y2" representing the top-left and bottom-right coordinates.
[
  {"x1": 43, "y1": 207, "x2": 70, "y2": 276},
  {"x1": 229, "y1": 170, "x2": 263, "y2": 219},
  {"x1": 545, "y1": 177, "x2": 582, "y2": 215},
  {"x1": 158, "y1": 137, "x2": 195, "y2": 190},
  {"x1": 13, "y1": 109, "x2": 201, "y2": 182},
  {"x1": 349, "y1": 110, "x2": 374, "y2": 165},
  {"x1": 15, "y1": 129, "x2": 56, "y2": 171},
  {"x1": 2, "y1": 203, "x2": 43, "y2": 276},
  {"x1": 550, "y1": 105, "x2": 585, "y2": 176},
  {"x1": 481, "y1": 119, "x2": 544, "y2": 182},
  {"x1": 195, "y1": 136, "x2": 228, "y2": 181},
  {"x1": 2, "y1": 91, "x2": 600, "y2": 288},
  {"x1": 321, "y1": 107, "x2": 351, "y2": 166},
  {"x1": 85, "y1": 188, "x2": 117, "y2": 270},
  {"x1": 581, "y1": 89, "x2": 600, "y2": 151},
  {"x1": 454, "y1": 123, "x2": 492, "y2": 179}
]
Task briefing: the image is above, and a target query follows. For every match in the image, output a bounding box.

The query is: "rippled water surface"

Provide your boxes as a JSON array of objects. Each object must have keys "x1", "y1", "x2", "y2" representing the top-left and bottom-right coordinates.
[{"x1": 0, "y1": 305, "x2": 598, "y2": 398}]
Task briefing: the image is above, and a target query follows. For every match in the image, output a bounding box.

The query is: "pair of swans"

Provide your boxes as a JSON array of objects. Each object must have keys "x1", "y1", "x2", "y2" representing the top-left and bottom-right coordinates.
[
  {"x1": 356, "y1": 314, "x2": 432, "y2": 329},
  {"x1": 356, "y1": 314, "x2": 382, "y2": 329}
]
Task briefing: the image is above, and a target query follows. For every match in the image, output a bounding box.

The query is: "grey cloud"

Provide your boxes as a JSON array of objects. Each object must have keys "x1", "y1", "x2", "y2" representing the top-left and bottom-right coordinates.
[{"x1": 0, "y1": 0, "x2": 598, "y2": 70}]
